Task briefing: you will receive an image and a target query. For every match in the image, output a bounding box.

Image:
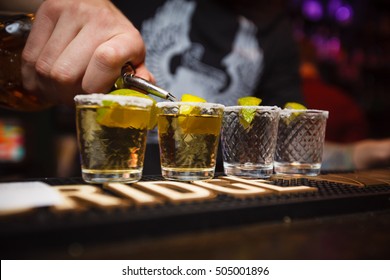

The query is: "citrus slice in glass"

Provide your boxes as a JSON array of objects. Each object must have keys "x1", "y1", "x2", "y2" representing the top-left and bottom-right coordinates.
[
  {"x1": 182, "y1": 114, "x2": 222, "y2": 135},
  {"x1": 109, "y1": 89, "x2": 157, "y2": 129},
  {"x1": 237, "y1": 96, "x2": 262, "y2": 129},
  {"x1": 283, "y1": 102, "x2": 307, "y2": 124},
  {"x1": 181, "y1": 93, "x2": 207, "y2": 103},
  {"x1": 179, "y1": 93, "x2": 206, "y2": 115},
  {"x1": 237, "y1": 96, "x2": 262, "y2": 106},
  {"x1": 96, "y1": 101, "x2": 150, "y2": 129},
  {"x1": 178, "y1": 94, "x2": 207, "y2": 130},
  {"x1": 284, "y1": 102, "x2": 307, "y2": 110}
]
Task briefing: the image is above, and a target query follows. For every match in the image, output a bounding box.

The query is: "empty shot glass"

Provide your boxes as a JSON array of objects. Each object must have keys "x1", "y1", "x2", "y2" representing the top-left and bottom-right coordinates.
[
  {"x1": 156, "y1": 102, "x2": 224, "y2": 181},
  {"x1": 221, "y1": 106, "x2": 280, "y2": 178},
  {"x1": 274, "y1": 109, "x2": 329, "y2": 176},
  {"x1": 74, "y1": 94, "x2": 153, "y2": 183}
]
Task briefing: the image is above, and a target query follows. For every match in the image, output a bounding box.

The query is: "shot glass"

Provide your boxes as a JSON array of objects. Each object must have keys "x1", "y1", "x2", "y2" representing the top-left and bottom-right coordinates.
[
  {"x1": 74, "y1": 94, "x2": 153, "y2": 183},
  {"x1": 156, "y1": 102, "x2": 224, "y2": 181},
  {"x1": 274, "y1": 109, "x2": 329, "y2": 176},
  {"x1": 221, "y1": 106, "x2": 280, "y2": 178}
]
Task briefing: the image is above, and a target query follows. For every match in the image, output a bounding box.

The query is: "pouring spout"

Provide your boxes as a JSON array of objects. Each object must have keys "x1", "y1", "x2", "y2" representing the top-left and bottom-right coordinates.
[{"x1": 120, "y1": 62, "x2": 177, "y2": 101}]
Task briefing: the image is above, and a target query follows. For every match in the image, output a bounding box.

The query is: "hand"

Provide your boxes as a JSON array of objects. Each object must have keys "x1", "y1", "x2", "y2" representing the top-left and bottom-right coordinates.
[
  {"x1": 323, "y1": 139, "x2": 390, "y2": 171},
  {"x1": 21, "y1": 0, "x2": 154, "y2": 105},
  {"x1": 352, "y1": 138, "x2": 390, "y2": 169}
]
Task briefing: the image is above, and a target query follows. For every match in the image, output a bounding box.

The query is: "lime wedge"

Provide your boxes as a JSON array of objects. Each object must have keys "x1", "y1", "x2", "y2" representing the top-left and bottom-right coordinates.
[
  {"x1": 238, "y1": 96, "x2": 262, "y2": 106},
  {"x1": 237, "y1": 96, "x2": 262, "y2": 129},
  {"x1": 109, "y1": 89, "x2": 157, "y2": 129},
  {"x1": 284, "y1": 102, "x2": 307, "y2": 110},
  {"x1": 283, "y1": 102, "x2": 307, "y2": 124}
]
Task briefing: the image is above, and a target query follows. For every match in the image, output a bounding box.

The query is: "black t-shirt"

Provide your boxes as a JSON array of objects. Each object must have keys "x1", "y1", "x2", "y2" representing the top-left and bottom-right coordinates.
[
  {"x1": 112, "y1": 0, "x2": 304, "y2": 107},
  {"x1": 112, "y1": 0, "x2": 304, "y2": 175}
]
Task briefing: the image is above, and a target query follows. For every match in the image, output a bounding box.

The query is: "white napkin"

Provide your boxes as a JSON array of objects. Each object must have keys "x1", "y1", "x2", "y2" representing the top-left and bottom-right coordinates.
[{"x1": 0, "y1": 181, "x2": 64, "y2": 214}]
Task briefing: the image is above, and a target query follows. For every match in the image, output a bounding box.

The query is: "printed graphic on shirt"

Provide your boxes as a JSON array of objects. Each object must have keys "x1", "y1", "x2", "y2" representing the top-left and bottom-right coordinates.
[{"x1": 141, "y1": 0, "x2": 263, "y2": 105}]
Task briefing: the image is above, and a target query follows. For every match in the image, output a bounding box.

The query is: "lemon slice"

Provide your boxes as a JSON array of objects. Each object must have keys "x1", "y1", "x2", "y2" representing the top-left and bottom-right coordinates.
[
  {"x1": 96, "y1": 101, "x2": 150, "y2": 129},
  {"x1": 182, "y1": 115, "x2": 221, "y2": 135},
  {"x1": 284, "y1": 102, "x2": 307, "y2": 110},
  {"x1": 179, "y1": 93, "x2": 206, "y2": 115},
  {"x1": 181, "y1": 94, "x2": 206, "y2": 103},
  {"x1": 178, "y1": 94, "x2": 207, "y2": 130},
  {"x1": 237, "y1": 96, "x2": 262, "y2": 129},
  {"x1": 109, "y1": 89, "x2": 157, "y2": 129}
]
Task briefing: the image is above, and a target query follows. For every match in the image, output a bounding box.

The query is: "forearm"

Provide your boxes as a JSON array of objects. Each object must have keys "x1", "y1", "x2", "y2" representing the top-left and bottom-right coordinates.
[
  {"x1": 322, "y1": 139, "x2": 390, "y2": 171},
  {"x1": 322, "y1": 142, "x2": 355, "y2": 171},
  {"x1": 0, "y1": 0, "x2": 43, "y2": 12}
]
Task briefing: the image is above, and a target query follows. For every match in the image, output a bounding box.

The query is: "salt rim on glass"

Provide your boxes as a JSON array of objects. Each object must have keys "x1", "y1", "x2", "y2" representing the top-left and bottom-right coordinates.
[{"x1": 74, "y1": 93, "x2": 153, "y2": 107}]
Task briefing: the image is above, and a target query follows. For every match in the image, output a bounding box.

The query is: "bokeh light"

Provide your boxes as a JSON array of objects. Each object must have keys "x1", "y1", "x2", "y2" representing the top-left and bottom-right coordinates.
[
  {"x1": 302, "y1": 0, "x2": 323, "y2": 21},
  {"x1": 335, "y1": 4, "x2": 353, "y2": 24}
]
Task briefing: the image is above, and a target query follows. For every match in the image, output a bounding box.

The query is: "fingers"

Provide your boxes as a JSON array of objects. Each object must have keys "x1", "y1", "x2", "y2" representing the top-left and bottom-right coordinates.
[
  {"x1": 22, "y1": 7, "x2": 83, "y2": 103},
  {"x1": 21, "y1": 5, "x2": 57, "y2": 92},
  {"x1": 35, "y1": 13, "x2": 82, "y2": 78},
  {"x1": 134, "y1": 63, "x2": 156, "y2": 84},
  {"x1": 82, "y1": 30, "x2": 147, "y2": 93},
  {"x1": 20, "y1": 0, "x2": 155, "y2": 105},
  {"x1": 23, "y1": 4, "x2": 58, "y2": 61}
]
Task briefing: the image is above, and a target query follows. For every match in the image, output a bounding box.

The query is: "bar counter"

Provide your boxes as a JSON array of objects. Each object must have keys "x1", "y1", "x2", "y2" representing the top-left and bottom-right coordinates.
[{"x1": 1, "y1": 169, "x2": 390, "y2": 259}]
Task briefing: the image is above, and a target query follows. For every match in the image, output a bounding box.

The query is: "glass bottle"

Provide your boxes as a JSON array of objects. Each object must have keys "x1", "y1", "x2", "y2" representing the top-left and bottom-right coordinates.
[{"x1": 0, "y1": 13, "x2": 54, "y2": 111}]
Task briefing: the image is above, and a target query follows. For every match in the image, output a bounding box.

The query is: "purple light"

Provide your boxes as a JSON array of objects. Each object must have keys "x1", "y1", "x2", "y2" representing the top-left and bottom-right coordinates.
[
  {"x1": 328, "y1": 0, "x2": 342, "y2": 17},
  {"x1": 302, "y1": 0, "x2": 323, "y2": 21},
  {"x1": 335, "y1": 5, "x2": 353, "y2": 23}
]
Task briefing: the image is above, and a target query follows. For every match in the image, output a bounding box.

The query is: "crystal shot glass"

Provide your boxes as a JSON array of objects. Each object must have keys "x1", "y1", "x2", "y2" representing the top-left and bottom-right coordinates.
[
  {"x1": 156, "y1": 102, "x2": 224, "y2": 181},
  {"x1": 74, "y1": 94, "x2": 153, "y2": 183},
  {"x1": 274, "y1": 109, "x2": 329, "y2": 176},
  {"x1": 221, "y1": 106, "x2": 280, "y2": 178}
]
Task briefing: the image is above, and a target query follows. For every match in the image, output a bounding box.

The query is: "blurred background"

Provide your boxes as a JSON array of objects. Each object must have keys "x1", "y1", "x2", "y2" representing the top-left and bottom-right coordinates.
[
  {"x1": 290, "y1": 0, "x2": 389, "y2": 140},
  {"x1": 0, "y1": 0, "x2": 389, "y2": 179}
]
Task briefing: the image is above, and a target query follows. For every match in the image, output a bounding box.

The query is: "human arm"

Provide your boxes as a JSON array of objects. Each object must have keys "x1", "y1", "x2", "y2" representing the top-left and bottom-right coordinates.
[
  {"x1": 322, "y1": 139, "x2": 390, "y2": 171},
  {"x1": 3, "y1": 0, "x2": 154, "y2": 105}
]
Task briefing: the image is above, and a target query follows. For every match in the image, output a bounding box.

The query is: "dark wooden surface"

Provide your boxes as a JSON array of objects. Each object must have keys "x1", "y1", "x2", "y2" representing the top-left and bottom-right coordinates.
[{"x1": 2, "y1": 209, "x2": 390, "y2": 259}]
